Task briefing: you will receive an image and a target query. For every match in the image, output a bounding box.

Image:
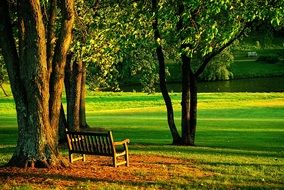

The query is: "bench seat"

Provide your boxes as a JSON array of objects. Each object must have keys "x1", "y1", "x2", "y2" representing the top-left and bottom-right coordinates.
[{"x1": 65, "y1": 130, "x2": 130, "y2": 167}]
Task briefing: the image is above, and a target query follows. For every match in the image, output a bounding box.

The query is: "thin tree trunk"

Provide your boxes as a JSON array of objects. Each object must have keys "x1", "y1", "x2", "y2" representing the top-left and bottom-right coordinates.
[
  {"x1": 156, "y1": 45, "x2": 181, "y2": 144},
  {"x1": 49, "y1": 0, "x2": 75, "y2": 131},
  {"x1": 189, "y1": 72, "x2": 197, "y2": 145},
  {"x1": 152, "y1": 0, "x2": 181, "y2": 144},
  {"x1": 58, "y1": 103, "x2": 67, "y2": 144},
  {"x1": 65, "y1": 55, "x2": 89, "y2": 131},
  {"x1": 64, "y1": 54, "x2": 72, "y2": 130},
  {"x1": 181, "y1": 54, "x2": 191, "y2": 145},
  {"x1": 65, "y1": 59, "x2": 82, "y2": 131},
  {"x1": 79, "y1": 61, "x2": 89, "y2": 129},
  {"x1": 72, "y1": 59, "x2": 83, "y2": 130},
  {"x1": 46, "y1": 0, "x2": 57, "y2": 77}
]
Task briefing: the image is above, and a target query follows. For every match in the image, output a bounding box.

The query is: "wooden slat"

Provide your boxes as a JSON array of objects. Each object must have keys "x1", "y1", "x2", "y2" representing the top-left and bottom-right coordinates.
[
  {"x1": 65, "y1": 130, "x2": 129, "y2": 166},
  {"x1": 101, "y1": 136, "x2": 107, "y2": 154},
  {"x1": 95, "y1": 136, "x2": 101, "y2": 154},
  {"x1": 86, "y1": 135, "x2": 92, "y2": 152}
]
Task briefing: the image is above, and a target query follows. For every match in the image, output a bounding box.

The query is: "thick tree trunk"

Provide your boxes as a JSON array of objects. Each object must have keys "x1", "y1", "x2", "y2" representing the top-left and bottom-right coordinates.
[
  {"x1": 152, "y1": 0, "x2": 181, "y2": 144},
  {"x1": 1, "y1": 0, "x2": 59, "y2": 167},
  {"x1": 0, "y1": 0, "x2": 74, "y2": 168},
  {"x1": 181, "y1": 54, "x2": 191, "y2": 145}
]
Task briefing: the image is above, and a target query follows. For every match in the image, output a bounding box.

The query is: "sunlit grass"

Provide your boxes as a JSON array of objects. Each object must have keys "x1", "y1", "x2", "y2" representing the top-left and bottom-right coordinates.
[{"x1": 0, "y1": 92, "x2": 284, "y2": 189}]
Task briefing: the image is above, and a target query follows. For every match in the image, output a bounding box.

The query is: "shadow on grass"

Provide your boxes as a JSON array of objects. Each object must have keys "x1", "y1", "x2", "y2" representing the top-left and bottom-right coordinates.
[
  {"x1": 130, "y1": 143, "x2": 284, "y2": 159},
  {"x1": 0, "y1": 166, "x2": 281, "y2": 190},
  {"x1": 0, "y1": 170, "x2": 177, "y2": 189},
  {"x1": 0, "y1": 170, "x2": 162, "y2": 187},
  {"x1": 0, "y1": 127, "x2": 17, "y2": 146},
  {"x1": 1, "y1": 125, "x2": 283, "y2": 162},
  {"x1": 0, "y1": 146, "x2": 15, "y2": 154}
]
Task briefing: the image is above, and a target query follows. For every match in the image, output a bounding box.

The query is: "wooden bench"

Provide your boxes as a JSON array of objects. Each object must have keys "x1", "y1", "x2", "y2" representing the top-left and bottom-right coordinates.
[{"x1": 65, "y1": 130, "x2": 130, "y2": 167}]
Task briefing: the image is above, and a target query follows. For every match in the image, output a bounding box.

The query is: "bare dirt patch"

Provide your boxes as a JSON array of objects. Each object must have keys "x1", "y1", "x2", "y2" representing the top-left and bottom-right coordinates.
[{"x1": 0, "y1": 154, "x2": 212, "y2": 189}]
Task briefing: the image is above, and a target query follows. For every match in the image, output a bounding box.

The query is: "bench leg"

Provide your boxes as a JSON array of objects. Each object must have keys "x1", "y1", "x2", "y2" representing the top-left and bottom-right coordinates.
[
  {"x1": 69, "y1": 153, "x2": 73, "y2": 163},
  {"x1": 113, "y1": 156, "x2": 117, "y2": 167},
  {"x1": 69, "y1": 153, "x2": 85, "y2": 163},
  {"x1": 124, "y1": 144, "x2": 129, "y2": 166},
  {"x1": 125, "y1": 153, "x2": 129, "y2": 167}
]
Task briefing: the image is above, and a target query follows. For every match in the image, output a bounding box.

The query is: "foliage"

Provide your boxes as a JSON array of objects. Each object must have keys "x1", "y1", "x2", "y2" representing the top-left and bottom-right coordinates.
[
  {"x1": 0, "y1": 54, "x2": 8, "y2": 85},
  {"x1": 71, "y1": 1, "x2": 158, "y2": 93},
  {"x1": 150, "y1": 0, "x2": 284, "y2": 145},
  {"x1": 257, "y1": 55, "x2": 280, "y2": 64},
  {"x1": 0, "y1": 48, "x2": 8, "y2": 97},
  {"x1": 158, "y1": 1, "x2": 244, "y2": 62},
  {"x1": 200, "y1": 48, "x2": 234, "y2": 81}
]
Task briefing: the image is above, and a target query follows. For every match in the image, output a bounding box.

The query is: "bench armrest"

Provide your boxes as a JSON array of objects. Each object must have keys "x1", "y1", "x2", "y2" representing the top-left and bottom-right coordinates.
[{"x1": 113, "y1": 139, "x2": 130, "y2": 146}]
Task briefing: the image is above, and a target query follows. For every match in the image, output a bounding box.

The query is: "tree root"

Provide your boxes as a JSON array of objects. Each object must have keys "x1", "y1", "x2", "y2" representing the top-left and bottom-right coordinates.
[{"x1": 7, "y1": 155, "x2": 69, "y2": 169}]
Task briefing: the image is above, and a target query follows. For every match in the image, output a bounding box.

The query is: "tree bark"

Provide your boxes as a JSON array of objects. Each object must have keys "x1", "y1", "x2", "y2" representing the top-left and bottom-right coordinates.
[
  {"x1": 0, "y1": 0, "x2": 74, "y2": 168},
  {"x1": 189, "y1": 71, "x2": 197, "y2": 146},
  {"x1": 65, "y1": 56, "x2": 89, "y2": 131},
  {"x1": 3, "y1": 0, "x2": 58, "y2": 167},
  {"x1": 49, "y1": 0, "x2": 75, "y2": 131},
  {"x1": 152, "y1": 0, "x2": 181, "y2": 144},
  {"x1": 79, "y1": 61, "x2": 89, "y2": 129},
  {"x1": 67, "y1": 59, "x2": 82, "y2": 131},
  {"x1": 58, "y1": 103, "x2": 68, "y2": 144},
  {"x1": 181, "y1": 54, "x2": 191, "y2": 145},
  {"x1": 46, "y1": 0, "x2": 57, "y2": 77}
]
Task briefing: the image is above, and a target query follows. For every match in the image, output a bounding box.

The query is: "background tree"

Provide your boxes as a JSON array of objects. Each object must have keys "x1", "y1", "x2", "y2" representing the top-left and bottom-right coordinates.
[
  {"x1": 0, "y1": 54, "x2": 8, "y2": 96},
  {"x1": 0, "y1": 0, "x2": 74, "y2": 167},
  {"x1": 62, "y1": 0, "x2": 98, "y2": 132},
  {"x1": 200, "y1": 48, "x2": 234, "y2": 81},
  {"x1": 76, "y1": 1, "x2": 157, "y2": 93},
  {"x1": 151, "y1": 0, "x2": 282, "y2": 145},
  {"x1": 59, "y1": 0, "x2": 157, "y2": 137}
]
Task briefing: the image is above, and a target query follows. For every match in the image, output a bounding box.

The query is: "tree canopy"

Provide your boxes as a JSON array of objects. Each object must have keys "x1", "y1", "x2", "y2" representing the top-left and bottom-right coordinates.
[{"x1": 151, "y1": 0, "x2": 284, "y2": 145}]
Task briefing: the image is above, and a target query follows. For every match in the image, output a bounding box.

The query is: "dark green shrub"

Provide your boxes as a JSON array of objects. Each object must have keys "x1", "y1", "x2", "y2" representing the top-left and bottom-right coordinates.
[
  {"x1": 199, "y1": 48, "x2": 234, "y2": 81},
  {"x1": 257, "y1": 55, "x2": 280, "y2": 64}
]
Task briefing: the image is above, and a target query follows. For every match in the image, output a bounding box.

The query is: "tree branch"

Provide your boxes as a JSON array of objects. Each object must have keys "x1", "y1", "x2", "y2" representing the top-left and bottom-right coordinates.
[
  {"x1": 47, "y1": 0, "x2": 57, "y2": 76},
  {"x1": 49, "y1": 0, "x2": 75, "y2": 128},
  {"x1": 195, "y1": 22, "x2": 251, "y2": 77}
]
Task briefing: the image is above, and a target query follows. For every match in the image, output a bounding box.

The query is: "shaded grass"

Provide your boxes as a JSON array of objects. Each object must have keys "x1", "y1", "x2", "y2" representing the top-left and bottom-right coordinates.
[
  {"x1": 0, "y1": 92, "x2": 284, "y2": 189},
  {"x1": 231, "y1": 60, "x2": 284, "y2": 79}
]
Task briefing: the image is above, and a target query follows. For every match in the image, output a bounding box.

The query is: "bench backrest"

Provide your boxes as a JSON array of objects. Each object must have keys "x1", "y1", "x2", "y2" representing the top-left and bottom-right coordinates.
[{"x1": 65, "y1": 130, "x2": 115, "y2": 156}]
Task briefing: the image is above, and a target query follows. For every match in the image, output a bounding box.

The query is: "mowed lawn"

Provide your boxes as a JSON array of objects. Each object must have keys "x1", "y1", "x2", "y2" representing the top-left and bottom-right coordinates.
[{"x1": 0, "y1": 91, "x2": 284, "y2": 189}]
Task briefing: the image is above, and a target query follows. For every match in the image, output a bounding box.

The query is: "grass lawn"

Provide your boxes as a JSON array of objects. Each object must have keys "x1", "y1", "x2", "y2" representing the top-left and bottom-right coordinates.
[
  {"x1": 0, "y1": 92, "x2": 284, "y2": 189},
  {"x1": 231, "y1": 59, "x2": 284, "y2": 79}
]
